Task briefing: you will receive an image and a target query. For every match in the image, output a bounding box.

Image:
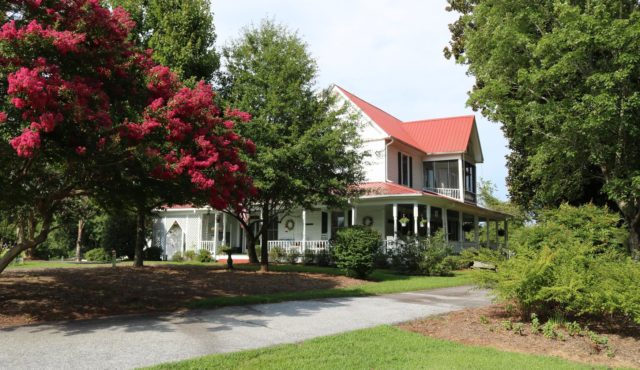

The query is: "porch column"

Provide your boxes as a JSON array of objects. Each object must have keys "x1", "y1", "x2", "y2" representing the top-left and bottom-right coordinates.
[
  {"x1": 351, "y1": 206, "x2": 357, "y2": 226},
  {"x1": 458, "y1": 155, "x2": 465, "y2": 202},
  {"x1": 213, "y1": 212, "x2": 219, "y2": 249},
  {"x1": 495, "y1": 220, "x2": 499, "y2": 246},
  {"x1": 459, "y1": 211, "x2": 464, "y2": 243},
  {"x1": 486, "y1": 219, "x2": 491, "y2": 246},
  {"x1": 413, "y1": 203, "x2": 419, "y2": 236},
  {"x1": 302, "y1": 209, "x2": 307, "y2": 254},
  {"x1": 474, "y1": 215, "x2": 479, "y2": 245},
  {"x1": 222, "y1": 212, "x2": 227, "y2": 246},
  {"x1": 426, "y1": 205, "x2": 431, "y2": 236},
  {"x1": 442, "y1": 208, "x2": 448, "y2": 242},
  {"x1": 504, "y1": 220, "x2": 509, "y2": 248},
  {"x1": 392, "y1": 203, "x2": 398, "y2": 239}
]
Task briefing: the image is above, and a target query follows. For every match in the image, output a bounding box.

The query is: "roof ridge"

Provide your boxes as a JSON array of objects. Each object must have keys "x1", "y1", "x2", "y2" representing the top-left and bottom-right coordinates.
[
  {"x1": 403, "y1": 115, "x2": 475, "y2": 124},
  {"x1": 335, "y1": 85, "x2": 402, "y2": 123}
]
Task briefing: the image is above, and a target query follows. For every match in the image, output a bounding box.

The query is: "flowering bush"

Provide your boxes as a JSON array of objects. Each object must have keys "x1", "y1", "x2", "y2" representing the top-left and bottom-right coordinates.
[{"x1": 0, "y1": 0, "x2": 254, "y2": 272}]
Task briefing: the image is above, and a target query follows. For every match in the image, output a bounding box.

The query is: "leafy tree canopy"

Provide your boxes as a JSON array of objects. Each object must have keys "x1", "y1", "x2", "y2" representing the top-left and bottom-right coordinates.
[
  {"x1": 445, "y1": 0, "x2": 640, "y2": 255},
  {"x1": 217, "y1": 20, "x2": 366, "y2": 268}
]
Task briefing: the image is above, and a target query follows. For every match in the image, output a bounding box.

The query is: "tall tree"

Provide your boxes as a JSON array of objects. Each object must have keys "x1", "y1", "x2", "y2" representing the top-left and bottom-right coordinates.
[
  {"x1": 0, "y1": 0, "x2": 252, "y2": 273},
  {"x1": 217, "y1": 20, "x2": 365, "y2": 270},
  {"x1": 108, "y1": 0, "x2": 219, "y2": 82},
  {"x1": 445, "y1": 0, "x2": 640, "y2": 256}
]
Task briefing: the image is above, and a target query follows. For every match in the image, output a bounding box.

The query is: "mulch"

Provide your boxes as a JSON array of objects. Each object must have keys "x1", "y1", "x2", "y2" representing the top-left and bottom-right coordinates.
[
  {"x1": 0, "y1": 264, "x2": 364, "y2": 328},
  {"x1": 397, "y1": 304, "x2": 640, "y2": 369}
]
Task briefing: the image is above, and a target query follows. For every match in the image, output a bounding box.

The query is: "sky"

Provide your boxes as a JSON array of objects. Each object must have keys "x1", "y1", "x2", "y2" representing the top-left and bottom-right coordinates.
[{"x1": 213, "y1": 0, "x2": 510, "y2": 200}]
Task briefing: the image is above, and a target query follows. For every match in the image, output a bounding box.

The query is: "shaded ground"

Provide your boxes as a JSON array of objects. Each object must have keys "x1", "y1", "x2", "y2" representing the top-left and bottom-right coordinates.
[
  {"x1": 0, "y1": 264, "x2": 363, "y2": 327},
  {"x1": 398, "y1": 304, "x2": 640, "y2": 369}
]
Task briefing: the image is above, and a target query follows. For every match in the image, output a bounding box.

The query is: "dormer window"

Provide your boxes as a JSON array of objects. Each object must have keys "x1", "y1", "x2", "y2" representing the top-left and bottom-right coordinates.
[{"x1": 397, "y1": 152, "x2": 412, "y2": 187}]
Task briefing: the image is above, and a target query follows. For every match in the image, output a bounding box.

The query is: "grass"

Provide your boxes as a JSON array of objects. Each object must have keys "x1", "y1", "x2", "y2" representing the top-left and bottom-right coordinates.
[
  {"x1": 189, "y1": 267, "x2": 474, "y2": 309},
  {"x1": 146, "y1": 325, "x2": 609, "y2": 370}
]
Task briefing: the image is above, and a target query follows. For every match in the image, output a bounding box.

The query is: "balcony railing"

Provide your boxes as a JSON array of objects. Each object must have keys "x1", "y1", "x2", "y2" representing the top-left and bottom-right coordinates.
[
  {"x1": 424, "y1": 187, "x2": 460, "y2": 200},
  {"x1": 464, "y1": 191, "x2": 477, "y2": 204}
]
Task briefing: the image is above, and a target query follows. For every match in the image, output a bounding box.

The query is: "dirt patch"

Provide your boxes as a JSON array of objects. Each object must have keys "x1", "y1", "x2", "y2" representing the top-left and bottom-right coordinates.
[
  {"x1": 397, "y1": 304, "x2": 640, "y2": 369},
  {"x1": 0, "y1": 264, "x2": 363, "y2": 327}
]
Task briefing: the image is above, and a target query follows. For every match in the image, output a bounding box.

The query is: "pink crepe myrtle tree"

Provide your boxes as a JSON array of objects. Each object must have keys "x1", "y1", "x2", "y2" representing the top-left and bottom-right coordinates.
[{"x1": 0, "y1": 0, "x2": 254, "y2": 272}]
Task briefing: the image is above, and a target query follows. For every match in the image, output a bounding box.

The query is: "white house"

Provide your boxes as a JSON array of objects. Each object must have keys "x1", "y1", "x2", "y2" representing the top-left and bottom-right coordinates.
[{"x1": 152, "y1": 85, "x2": 509, "y2": 260}]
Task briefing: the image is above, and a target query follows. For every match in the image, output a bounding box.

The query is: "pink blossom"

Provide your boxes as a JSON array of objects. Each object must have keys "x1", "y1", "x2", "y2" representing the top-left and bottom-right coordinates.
[
  {"x1": 10, "y1": 129, "x2": 41, "y2": 158},
  {"x1": 0, "y1": 111, "x2": 7, "y2": 123},
  {"x1": 75, "y1": 146, "x2": 86, "y2": 155}
]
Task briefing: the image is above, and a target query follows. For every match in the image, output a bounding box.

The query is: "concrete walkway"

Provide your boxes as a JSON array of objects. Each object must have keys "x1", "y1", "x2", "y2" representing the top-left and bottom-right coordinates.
[{"x1": 0, "y1": 286, "x2": 490, "y2": 369}]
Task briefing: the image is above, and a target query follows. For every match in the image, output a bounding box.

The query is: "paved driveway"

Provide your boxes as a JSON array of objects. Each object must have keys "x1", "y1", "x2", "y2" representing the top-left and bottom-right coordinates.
[{"x1": 0, "y1": 285, "x2": 490, "y2": 369}]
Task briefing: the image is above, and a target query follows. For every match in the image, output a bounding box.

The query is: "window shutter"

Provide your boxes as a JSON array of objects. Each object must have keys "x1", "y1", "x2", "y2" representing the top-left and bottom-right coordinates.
[{"x1": 409, "y1": 156, "x2": 413, "y2": 188}]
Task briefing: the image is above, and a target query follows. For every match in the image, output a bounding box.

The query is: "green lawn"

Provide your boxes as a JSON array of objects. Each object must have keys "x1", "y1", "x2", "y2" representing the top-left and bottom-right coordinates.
[
  {"x1": 147, "y1": 325, "x2": 608, "y2": 370},
  {"x1": 189, "y1": 267, "x2": 474, "y2": 309}
]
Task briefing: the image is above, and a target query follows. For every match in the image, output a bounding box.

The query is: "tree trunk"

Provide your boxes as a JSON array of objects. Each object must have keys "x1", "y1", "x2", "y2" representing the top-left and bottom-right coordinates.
[
  {"x1": 260, "y1": 204, "x2": 270, "y2": 272},
  {"x1": 75, "y1": 219, "x2": 85, "y2": 262},
  {"x1": 0, "y1": 244, "x2": 27, "y2": 273},
  {"x1": 134, "y1": 208, "x2": 146, "y2": 268},
  {"x1": 245, "y1": 231, "x2": 259, "y2": 264}
]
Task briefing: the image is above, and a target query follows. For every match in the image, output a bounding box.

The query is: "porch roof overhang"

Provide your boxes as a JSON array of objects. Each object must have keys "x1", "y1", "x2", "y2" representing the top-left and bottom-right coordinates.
[{"x1": 355, "y1": 183, "x2": 510, "y2": 220}]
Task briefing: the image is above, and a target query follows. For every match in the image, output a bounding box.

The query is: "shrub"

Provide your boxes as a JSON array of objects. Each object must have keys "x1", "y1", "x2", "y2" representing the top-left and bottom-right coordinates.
[
  {"x1": 197, "y1": 249, "x2": 212, "y2": 263},
  {"x1": 85, "y1": 248, "x2": 109, "y2": 262},
  {"x1": 303, "y1": 249, "x2": 316, "y2": 265},
  {"x1": 458, "y1": 246, "x2": 506, "y2": 268},
  {"x1": 171, "y1": 251, "x2": 184, "y2": 262},
  {"x1": 388, "y1": 239, "x2": 424, "y2": 274},
  {"x1": 184, "y1": 250, "x2": 196, "y2": 261},
  {"x1": 418, "y1": 232, "x2": 455, "y2": 276},
  {"x1": 485, "y1": 204, "x2": 640, "y2": 324},
  {"x1": 144, "y1": 246, "x2": 163, "y2": 261},
  {"x1": 285, "y1": 249, "x2": 301, "y2": 264},
  {"x1": 268, "y1": 245, "x2": 286, "y2": 263},
  {"x1": 316, "y1": 249, "x2": 333, "y2": 267},
  {"x1": 332, "y1": 226, "x2": 380, "y2": 278}
]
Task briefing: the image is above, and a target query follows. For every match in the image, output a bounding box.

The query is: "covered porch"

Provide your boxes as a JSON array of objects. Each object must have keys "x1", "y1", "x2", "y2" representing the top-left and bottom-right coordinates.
[{"x1": 265, "y1": 192, "x2": 509, "y2": 254}]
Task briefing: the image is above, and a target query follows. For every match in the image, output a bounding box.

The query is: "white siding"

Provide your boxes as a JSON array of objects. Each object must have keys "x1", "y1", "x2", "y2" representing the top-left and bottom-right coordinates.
[{"x1": 360, "y1": 139, "x2": 387, "y2": 182}]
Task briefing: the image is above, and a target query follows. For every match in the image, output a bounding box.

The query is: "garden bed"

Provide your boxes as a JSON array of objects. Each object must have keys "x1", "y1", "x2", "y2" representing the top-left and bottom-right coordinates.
[
  {"x1": 398, "y1": 303, "x2": 640, "y2": 369},
  {"x1": 0, "y1": 264, "x2": 363, "y2": 327}
]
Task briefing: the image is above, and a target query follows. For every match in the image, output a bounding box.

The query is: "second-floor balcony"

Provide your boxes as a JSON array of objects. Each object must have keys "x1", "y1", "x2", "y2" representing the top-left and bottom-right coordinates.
[
  {"x1": 424, "y1": 187, "x2": 460, "y2": 200},
  {"x1": 424, "y1": 159, "x2": 477, "y2": 203}
]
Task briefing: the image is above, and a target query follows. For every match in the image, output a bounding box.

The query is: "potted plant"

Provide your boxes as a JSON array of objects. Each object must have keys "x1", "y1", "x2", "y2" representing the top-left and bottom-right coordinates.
[
  {"x1": 219, "y1": 245, "x2": 234, "y2": 270},
  {"x1": 399, "y1": 215, "x2": 410, "y2": 227},
  {"x1": 419, "y1": 218, "x2": 428, "y2": 228}
]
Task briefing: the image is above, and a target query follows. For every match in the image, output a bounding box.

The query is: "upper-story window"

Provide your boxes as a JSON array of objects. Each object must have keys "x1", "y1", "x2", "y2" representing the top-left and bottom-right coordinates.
[
  {"x1": 423, "y1": 160, "x2": 458, "y2": 189},
  {"x1": 464, "y1": 161, "x2": 476, "y2": 194},
  {"x1": 397, "y1": 152, "x2": 412, "y2": 187}
]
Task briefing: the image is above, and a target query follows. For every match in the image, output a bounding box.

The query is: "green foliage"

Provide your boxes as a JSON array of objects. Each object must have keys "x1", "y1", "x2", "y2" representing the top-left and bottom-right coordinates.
[
  {"x1": 419, "y1": 235, "x2": 456, "y2": 277},
  {"x1": 197, "y1": 249, "x2": 212, "y2": 263},
  {"x1": 501, "y1": 320, "x2": 512, "y2": 331},
  {"x1": 85, "y1": 248, "x2": 109, "y2": 262},
  {"x1": 217, "y1": 20, "x2": 366, "y2": 265},
  {"x1": 101, "y1": 212, "x2": 137, "y2": 259},
  {"x1": 144, "y1": 246, "x2": 163, "y2": 261},
  {"x1": 268, "y1": 246, "x2": 287, "y2": 264},
  {"x1": 530, "y1": 313, "x2": 541, "y2": 334},
  {"x1": 184, "y1": 250, "x2": 196, "y2": 261},
  {"x1": 285, "y1": 249, "x2": 300, "y2": 265},
  {"x1": 542, "y1": 321, "x2": 558, "y2": 339},
  {"x1": 445, "y1": 0, "x2": 640, "y2": 254},
  {"x1": 171, "y1": 251, "x2": 185, "y2": 262},
  {"x1": 109, "y1": 0, "x2": 219, "y2": 82},
  {"x1": 332, "y1": 226, "x2": 380, "y2": 278},
  {"x1": 458, "y1": 246, "x2": 505, "y2": 269},
  {"x1": 566, "y1": 321, "x2": 582, "y2": 337},
  {"x1": 316, "y1": 249, "x2": 333, "y2": 267},
  {"x1": 486, "y1": 204, "x2": 640, "y2": 324},
  {"x1": 303, "y1": 249, "x2": 316, "y2": 265}
]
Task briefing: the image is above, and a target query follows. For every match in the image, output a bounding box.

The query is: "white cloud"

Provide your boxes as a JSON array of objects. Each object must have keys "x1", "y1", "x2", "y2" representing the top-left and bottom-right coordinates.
[{"x1": 213, "y1": 0, "x2": 510, "y2": 199}]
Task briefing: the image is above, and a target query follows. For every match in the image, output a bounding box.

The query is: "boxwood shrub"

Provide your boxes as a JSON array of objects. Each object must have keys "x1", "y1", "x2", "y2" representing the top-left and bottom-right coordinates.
[{"x1": 332, "y1": 226, "x2": 380, "y2": 278}]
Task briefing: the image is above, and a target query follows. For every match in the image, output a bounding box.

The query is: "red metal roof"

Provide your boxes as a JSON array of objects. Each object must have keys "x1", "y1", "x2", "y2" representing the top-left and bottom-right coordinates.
[
  {"x1": 403, "y1": 116, "x2": 475, "y2": 153},
  {"x1": 359, "y1": 182, "x2": 422, "y2": 196},
  {"x1": 336, "y1": 86, "x2": 475, "y2": 154}
]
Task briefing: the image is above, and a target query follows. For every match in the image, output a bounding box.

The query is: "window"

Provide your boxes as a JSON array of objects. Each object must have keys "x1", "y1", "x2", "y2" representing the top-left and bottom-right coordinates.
[
  {"x1": 267, "y1": 218, "x2": 278, "y2": 241},
  {"x1": 464, "y1": 161, "x2": 476, "y2": 193},
  {"x1": 397, "y1": 152, "x2": 413, "y2": 187},
  {"x1": 321, "y1": 212, "x2": 328, "y2": 234},
  {"x1": 423, "y1": 160, "x2": 458, "y2": 189}
]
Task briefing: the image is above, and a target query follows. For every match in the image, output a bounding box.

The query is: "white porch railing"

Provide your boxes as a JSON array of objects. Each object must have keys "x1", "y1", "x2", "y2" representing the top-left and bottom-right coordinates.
[
  {"x1": 424, "y1": 187, "x2": 460, "y2": 200},
  {"x1": 267, "y1": 240, "x2": 331, "y2": 254},
  {"x1": 198, "y1": 240, "x2": 217, "y2": 255}
]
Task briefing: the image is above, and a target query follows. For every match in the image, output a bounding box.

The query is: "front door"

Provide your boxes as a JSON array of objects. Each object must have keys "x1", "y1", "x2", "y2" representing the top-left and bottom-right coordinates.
[{"x1": 166, "y1": 223, "x2": 183, "y2": 259}]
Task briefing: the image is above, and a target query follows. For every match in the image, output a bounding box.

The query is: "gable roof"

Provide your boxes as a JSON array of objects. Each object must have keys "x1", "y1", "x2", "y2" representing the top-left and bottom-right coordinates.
[{"x1": 335, "y1": 85, "x2": 479, "y2": 159}]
